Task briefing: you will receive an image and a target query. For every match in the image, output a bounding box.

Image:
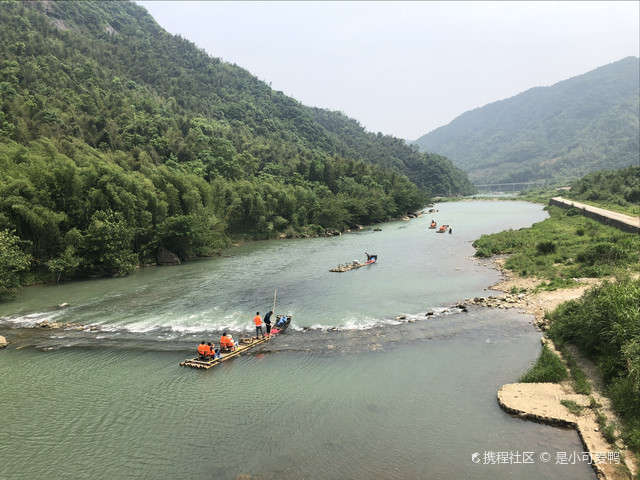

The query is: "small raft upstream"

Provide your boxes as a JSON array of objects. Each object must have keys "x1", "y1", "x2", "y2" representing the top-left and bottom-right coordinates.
[
  {"x1": 330, "y1": 257, "x2": 377, "y2": 272},
  {"x1": 180, "y1": 315, "x2": 291, "y2": 369}
]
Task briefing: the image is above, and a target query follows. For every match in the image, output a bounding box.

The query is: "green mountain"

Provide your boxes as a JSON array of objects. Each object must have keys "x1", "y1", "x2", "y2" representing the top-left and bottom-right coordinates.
[
  {"x1": 413, "y1": 57, "x2": 640, "y2": 185},
  {"x1": 306, "y1": 107, "x2": 475, "y2": 197},
  {"x1": 0, "y1": 0, "x2": 472, "y2": 294}
]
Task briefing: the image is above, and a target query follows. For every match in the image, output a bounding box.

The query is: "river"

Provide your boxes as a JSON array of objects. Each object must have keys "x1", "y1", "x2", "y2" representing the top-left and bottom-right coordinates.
[{"x1": 0, "y1": 200, "x2": 596, "y2": 479}]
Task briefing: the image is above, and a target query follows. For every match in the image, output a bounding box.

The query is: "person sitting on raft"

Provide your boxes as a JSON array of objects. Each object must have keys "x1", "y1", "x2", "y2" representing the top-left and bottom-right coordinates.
[
  {"x1": 197, "y1": 341, "x2": 221, "y2": 360},
  {"x1": 219, "y1": 332, "x2": 238, "y2": 351},
  {"x1": 275, "y1": 315, "x2": 288, "y2": 327},
  {"x1": 197, "y1": 341, "x2": 208, "y2": 359},
  {"x1": 208, "y1": 342, "x2": 222, "y2": 359}
]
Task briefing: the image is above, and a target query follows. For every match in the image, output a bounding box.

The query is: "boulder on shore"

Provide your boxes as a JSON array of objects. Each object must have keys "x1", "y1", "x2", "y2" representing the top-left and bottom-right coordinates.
[
  {"x1": 157, "y1": 247, "x2": 181, "y2": 266},
  {"x1": 0, "y1": 335, "x2": 7, "y2": 348}
]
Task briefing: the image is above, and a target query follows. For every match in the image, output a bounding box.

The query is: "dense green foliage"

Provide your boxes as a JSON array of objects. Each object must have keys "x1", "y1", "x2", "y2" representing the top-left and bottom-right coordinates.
[
  {"x1": 518, "y1": 344, "x2": 568, "y2": 383},
  {"x1": 548, "y1": 277, "x2": 640, "y2": 453},
  {"x1": 510, "y1": 166, "x2": 638, "y2": 216},
  {"x1": 0, "y1": 1, "x2": 473, "y2": 289},
  {"x1": 307, "y1": 108, "x2": 476, "y2": 197},
  {"x1": 0, "y1": 228, "x2": 31, "y2": 300},
  {"x1": 414, "y1": 57, "x2": 640, "y2": 184},
  {"x1": 562, "y1": 166, "x2": 640, "y2": 216},
  {"x1": 473, "y1": 206, "x2": 640, "y2": 285}
]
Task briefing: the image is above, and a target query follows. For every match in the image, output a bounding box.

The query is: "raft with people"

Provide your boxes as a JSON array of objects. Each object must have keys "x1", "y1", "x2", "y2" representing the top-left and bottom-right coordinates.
[
  {"x1": 330, "y1": 253, "x2": 377, "y2": 272},
  {"x1": 180, "y1": 315, "x2": 292, "y2": 369},
  {"x1": 429, "y1": 220, "x2": 437, "y2": 229},
  {"x1": 436, "y1": 224, "x2": 449, "y2": 233}
]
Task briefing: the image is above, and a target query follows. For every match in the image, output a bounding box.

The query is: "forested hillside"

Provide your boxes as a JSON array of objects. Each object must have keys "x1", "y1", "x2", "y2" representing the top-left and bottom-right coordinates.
[
  {"x1": 0, "y1": 0, "x2": 472, "y2": 298},
  {"x1": 413, "y1": 57, "x2": 640, "y2": 184},
  {"x1": 307, "y1": 108, "x2": 475, "y2": 196}
]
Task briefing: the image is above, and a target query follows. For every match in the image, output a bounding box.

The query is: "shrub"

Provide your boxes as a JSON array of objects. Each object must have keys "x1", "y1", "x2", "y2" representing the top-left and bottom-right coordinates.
[
  {"x1": 519, "y1": 344, "x2": 568, "y2": 383},
  {"x1": 536, "y1": 240, "x2": 557, "y2": 255},
  {"x1": 0, "y1": 229, "x2": 32, "y2": 299},
  {"x1": 577, "y1": 241, "x2": 634, "y2": 265},
  {"x1": 548, "y1": 276, "x2": 640, "y2": 453}
]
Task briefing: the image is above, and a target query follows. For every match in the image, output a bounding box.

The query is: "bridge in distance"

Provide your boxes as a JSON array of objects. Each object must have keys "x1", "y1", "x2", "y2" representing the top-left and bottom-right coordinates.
[{"x1": 474, "y1": 180, "x2": 549, "y2": 192}]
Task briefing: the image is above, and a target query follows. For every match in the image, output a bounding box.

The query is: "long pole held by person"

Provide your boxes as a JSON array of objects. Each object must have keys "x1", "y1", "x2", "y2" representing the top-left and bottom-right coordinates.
[{"x1": 272, "y1": 289, "x2": 277, "y2": 316}]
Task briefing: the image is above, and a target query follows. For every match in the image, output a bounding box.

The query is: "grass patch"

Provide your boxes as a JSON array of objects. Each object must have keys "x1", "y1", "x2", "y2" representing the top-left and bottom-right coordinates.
[
  {"x1": 519, "y1": 344, "x2": 568, "y2": 383},
  {"x1": 473, "y1": 205, "x2": 640, "y2": 282},
  {"x1": 557, "y1": 346, "x2": 592, "y2": 395},
  {"x1": 535, "y1": 278, "x2": 578, "y2": 292},
  {"x1": 596, "y1": 411, "x2": 619, "y2": 445},
  {"x1": 509, "y1": 286, "x2": 528, "y2": 295},
  {"x1": 560, "y1": 399, "x2": 585, "y2": 415}
]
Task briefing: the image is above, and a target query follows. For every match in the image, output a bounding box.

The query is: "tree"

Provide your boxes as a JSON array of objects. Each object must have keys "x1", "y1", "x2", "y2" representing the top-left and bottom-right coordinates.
[
  {"x1": 0, "y1": 229, "x2": 31, "y2": 299},
  {"x1": 46, "y1": 245, "x2": 81, "y2": 282},
  {"x1": 81, "y1": 210, "x2": 137, "y2": 276}
]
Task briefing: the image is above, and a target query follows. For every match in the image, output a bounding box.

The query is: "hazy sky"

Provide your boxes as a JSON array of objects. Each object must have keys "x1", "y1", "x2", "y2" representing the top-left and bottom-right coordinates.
[{"x1": 136, "y1": 1, "x2": 639, "y2": 140}]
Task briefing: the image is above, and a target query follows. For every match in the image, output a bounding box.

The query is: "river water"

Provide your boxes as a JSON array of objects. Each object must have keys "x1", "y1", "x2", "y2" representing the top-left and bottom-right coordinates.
[{"x1": 0, "y1": 201, "x2": 596, "y2": 479}]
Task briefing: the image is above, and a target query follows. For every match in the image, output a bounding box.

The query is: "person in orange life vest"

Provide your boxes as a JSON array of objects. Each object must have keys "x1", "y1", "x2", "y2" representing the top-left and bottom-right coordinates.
[
  {"x1": 254, "y1": 312, "x2": 263, "y2": 339},
  {"x1": 208, "y1": 341, "x2": 222, "y2": 359},
  {"x1": 226, "y1": 333, "x2": 238, "y2": 348},
  {"x1": 197, "y1": 341, "x2": 208, "y2": 358},
  {"x1": 219, "y1": 332, "x2": 237, "y2": 351}
]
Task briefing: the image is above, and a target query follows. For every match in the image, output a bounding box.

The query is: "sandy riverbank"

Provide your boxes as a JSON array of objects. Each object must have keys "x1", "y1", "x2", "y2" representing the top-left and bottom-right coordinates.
[{"x1": 486, "y1": 258, "x2": 638, "y2": 480}]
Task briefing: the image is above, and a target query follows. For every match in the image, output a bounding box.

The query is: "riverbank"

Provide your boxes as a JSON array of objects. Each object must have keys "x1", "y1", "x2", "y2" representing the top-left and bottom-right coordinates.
[{"x1": 485, "y1": 258, "x2": 638, "y2": 480}]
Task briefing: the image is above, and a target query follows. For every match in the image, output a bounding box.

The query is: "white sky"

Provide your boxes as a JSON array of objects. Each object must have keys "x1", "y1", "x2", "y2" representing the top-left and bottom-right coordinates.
[{"x1": 136, "y1": 1, "x2": 639, "y2": 140}]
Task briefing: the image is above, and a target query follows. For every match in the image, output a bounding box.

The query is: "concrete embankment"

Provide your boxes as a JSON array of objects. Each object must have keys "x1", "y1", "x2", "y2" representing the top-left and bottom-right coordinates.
[{"x1": 550, "y1": 197, "x2": 640, "y2": 234}]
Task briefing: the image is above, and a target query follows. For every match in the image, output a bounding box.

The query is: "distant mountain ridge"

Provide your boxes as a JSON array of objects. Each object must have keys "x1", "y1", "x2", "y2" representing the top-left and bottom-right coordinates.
[{"x1": 413, "y1": 57, "x2": 640, "y2": 184}]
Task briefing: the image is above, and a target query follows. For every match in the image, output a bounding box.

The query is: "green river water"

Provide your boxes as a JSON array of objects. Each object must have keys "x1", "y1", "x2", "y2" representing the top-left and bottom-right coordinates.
[{"x1": 0, "y1": 201, "x2": 596, "y2": 479}]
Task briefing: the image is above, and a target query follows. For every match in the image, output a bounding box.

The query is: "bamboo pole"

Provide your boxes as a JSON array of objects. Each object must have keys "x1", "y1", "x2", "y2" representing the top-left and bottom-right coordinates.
[{"x1": 272, "y1": 289, "x2": 277, "y2": 315}]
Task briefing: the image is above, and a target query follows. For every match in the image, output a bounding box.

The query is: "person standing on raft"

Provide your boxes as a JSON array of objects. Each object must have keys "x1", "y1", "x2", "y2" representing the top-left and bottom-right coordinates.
[
  {"x1": 264, "y1": 310, "x2": 273, "y2": 337},
  {"x1": 254, "y1": 312, "x2": 264, "y2": 339}
]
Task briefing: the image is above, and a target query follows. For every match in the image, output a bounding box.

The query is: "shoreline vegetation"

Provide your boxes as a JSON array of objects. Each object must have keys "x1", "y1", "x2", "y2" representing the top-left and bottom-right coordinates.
[{"x1": 471, "y1": 196, "x2": 639, "y2": 480}]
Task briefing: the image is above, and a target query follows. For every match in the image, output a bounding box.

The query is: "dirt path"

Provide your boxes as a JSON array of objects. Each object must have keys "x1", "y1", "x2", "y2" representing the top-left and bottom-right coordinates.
[
  {"x1": 485, "y1": 259, "x2": 638, "y2": 480},
  {"x1": 551, "y1": 197, "x2": 640, "y2": 233}
]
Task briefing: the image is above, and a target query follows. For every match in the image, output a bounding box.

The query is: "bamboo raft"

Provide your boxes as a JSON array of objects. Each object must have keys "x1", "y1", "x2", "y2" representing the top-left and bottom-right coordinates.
[
  {"x1": 329, "y1": 258, "x2": 376, "y2": 272},
  {"x1": 180, "y1": 315, "x2": 291, "y2": 369}
]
